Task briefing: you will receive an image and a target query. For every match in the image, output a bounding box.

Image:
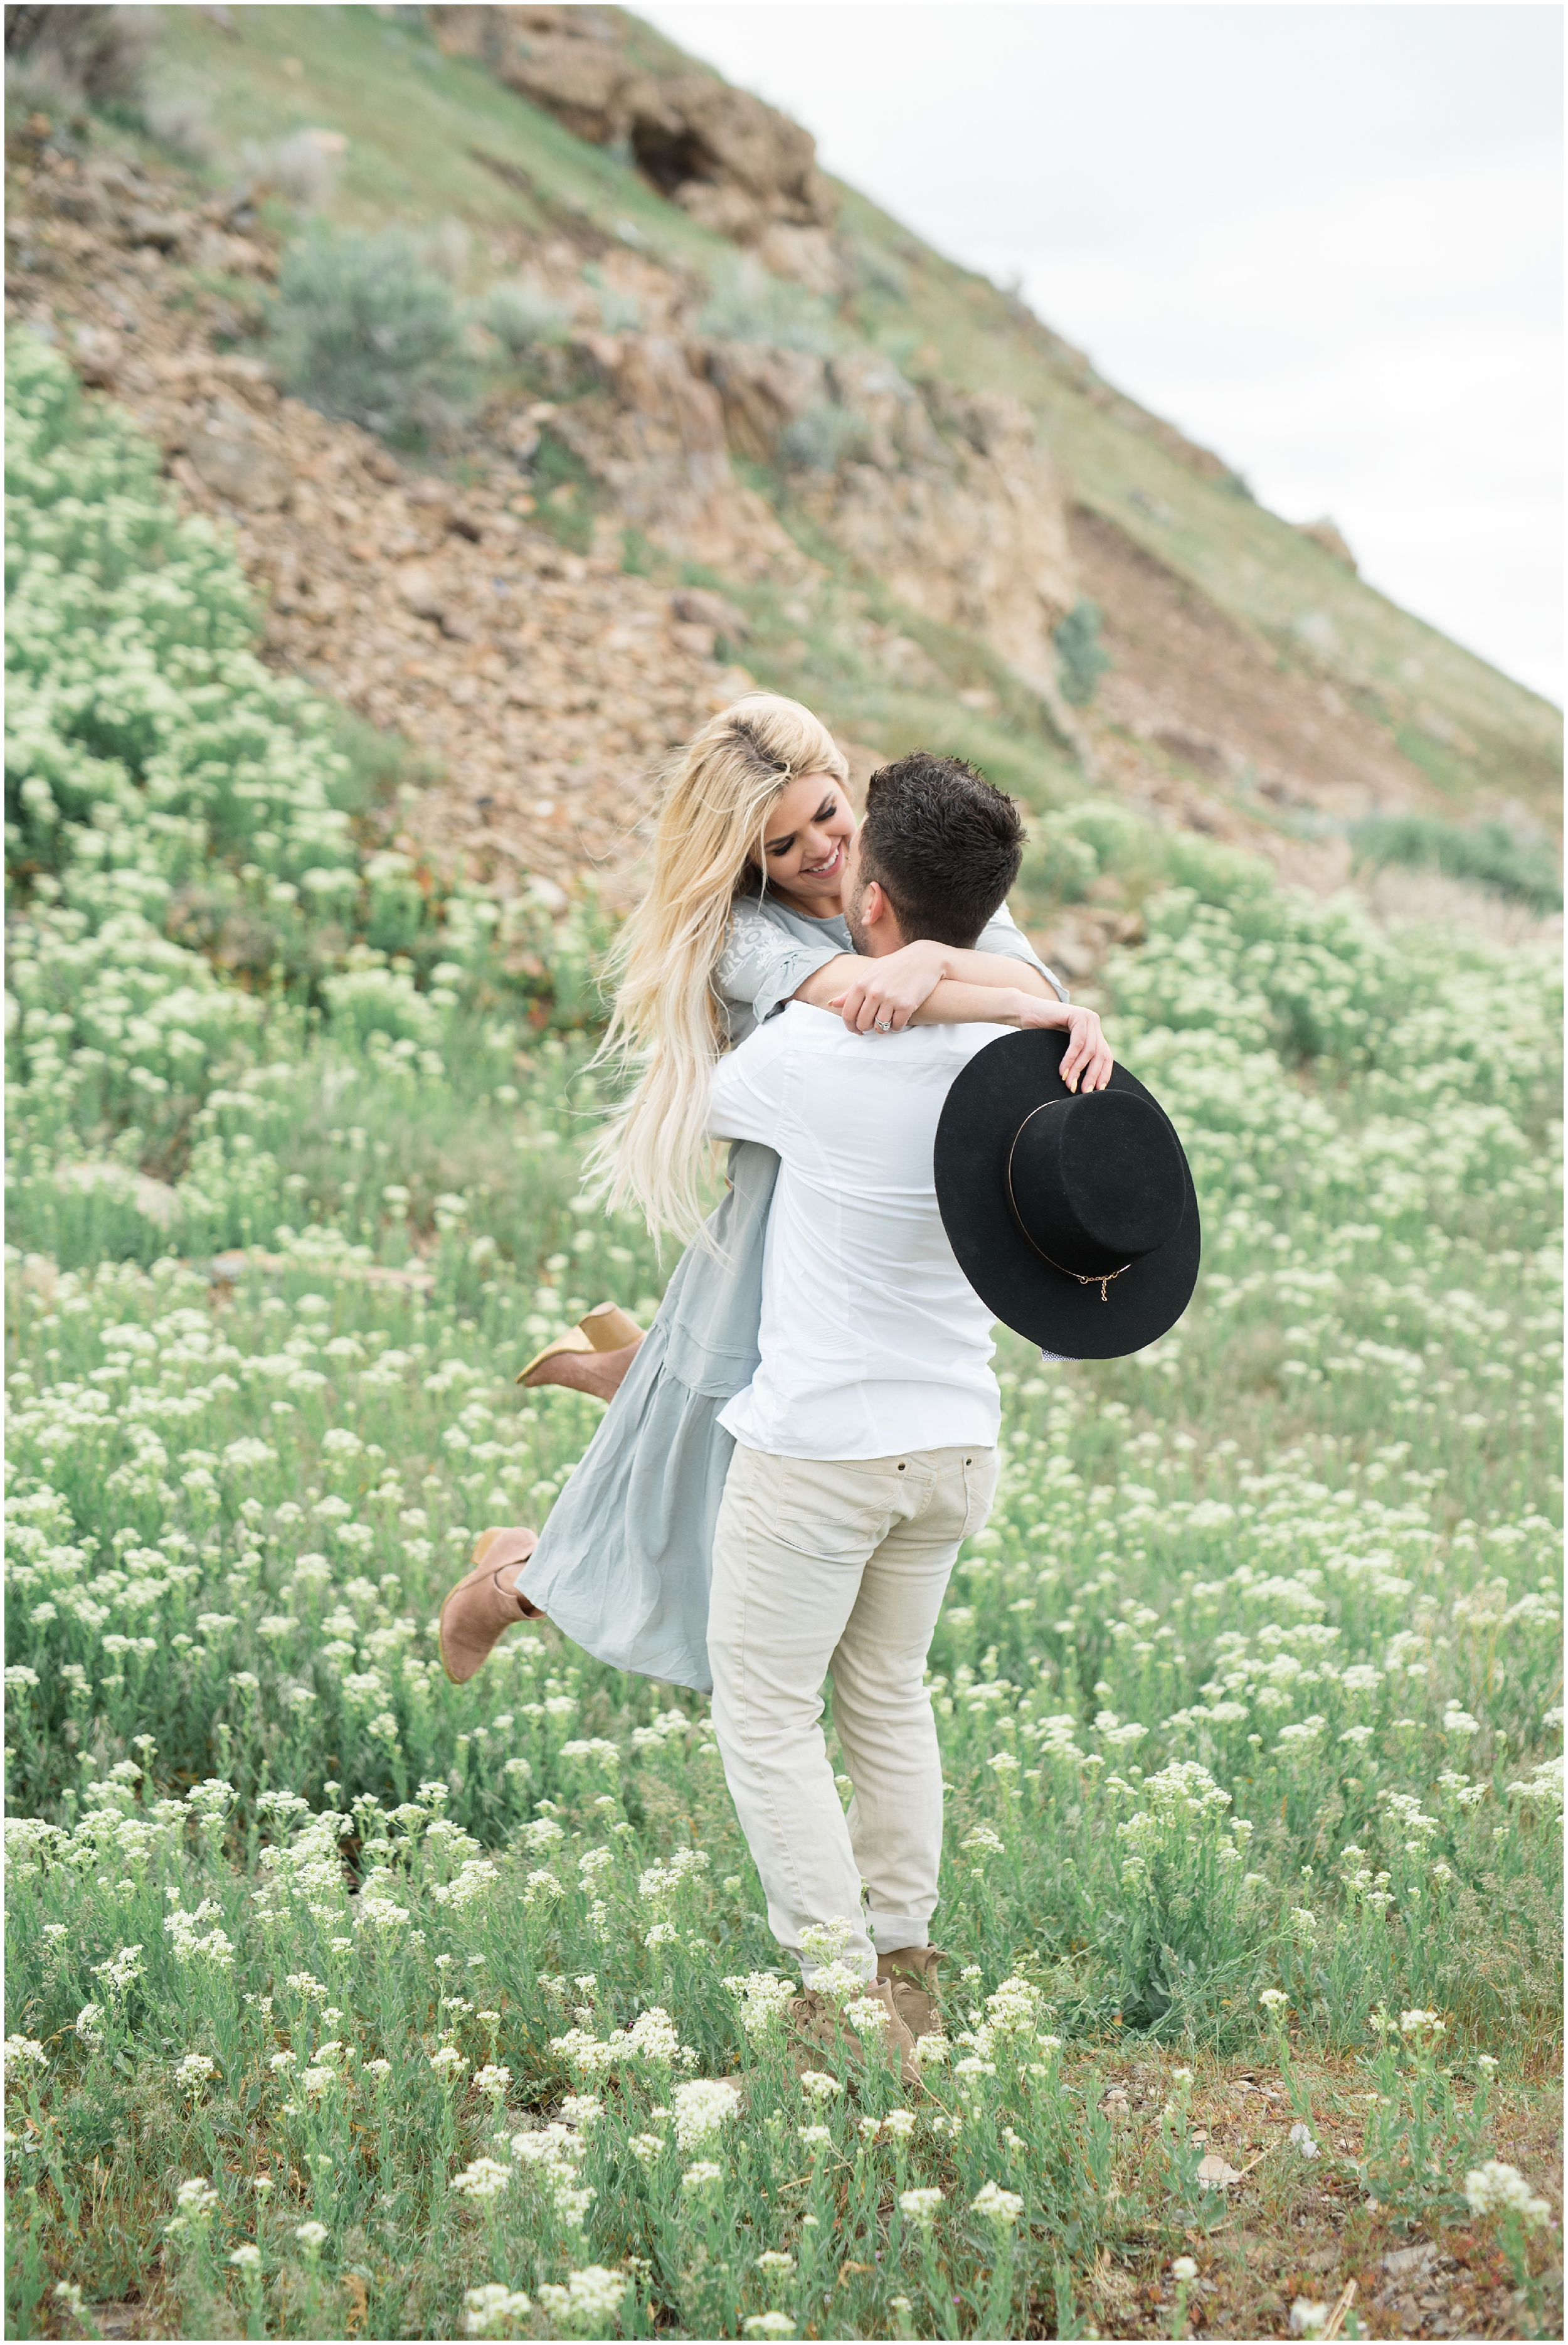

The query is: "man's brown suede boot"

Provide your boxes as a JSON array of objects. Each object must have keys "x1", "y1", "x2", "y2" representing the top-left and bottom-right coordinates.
[
  {"x1": 876, "y1": 1945, "x2": 945, "y2": 2041},
  {"x1": 787, "y1": 1979, "x2": 921, "y2": 2091}
]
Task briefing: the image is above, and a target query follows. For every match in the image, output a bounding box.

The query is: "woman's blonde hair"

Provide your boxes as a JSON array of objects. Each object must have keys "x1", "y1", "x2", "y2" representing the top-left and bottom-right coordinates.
[{"x1": 585, "y1": 693, "x2": 849, "y2": 1243}]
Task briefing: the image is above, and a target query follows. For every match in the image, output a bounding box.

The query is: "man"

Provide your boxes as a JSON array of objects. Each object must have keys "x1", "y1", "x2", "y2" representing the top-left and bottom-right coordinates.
[{"x1": 704, "y1": 752, "x2": 1109, "y2": 2077}]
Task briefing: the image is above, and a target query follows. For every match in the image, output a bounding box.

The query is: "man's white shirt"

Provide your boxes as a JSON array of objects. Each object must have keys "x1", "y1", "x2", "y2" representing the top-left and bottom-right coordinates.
[{"x1": 707, "y1": 1001, "x2": 1008, "y2": 1460}]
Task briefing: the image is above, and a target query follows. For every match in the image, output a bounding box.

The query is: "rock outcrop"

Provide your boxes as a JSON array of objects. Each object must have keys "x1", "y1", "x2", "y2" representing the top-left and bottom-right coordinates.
[
  {"x1": 1295, "y1": 516, "x2": 1358, "y2": 571},
  {"x1": 428, "y1": 5, "x2": 839, "y2": 284},
  {"x1": 549, "y1": 329, "x2": 802, "y2": 575},
  {"x1": 539, "y1": 321, "x2": 1078, "y2": 698},
  {"x1": 803, "y1": 373, "x2": 1079, "y2": 701},
  {"x1": 689, "y1": 340, "x2": 1080, "y2": 701}
]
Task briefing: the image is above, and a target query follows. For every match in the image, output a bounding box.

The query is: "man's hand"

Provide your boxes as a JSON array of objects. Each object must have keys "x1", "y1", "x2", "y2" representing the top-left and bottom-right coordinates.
[
  {"x1": 1010, "y1": 994, "x2": 1114, "y2": 1092},
  {"x1": 827, "y1": 939, "x2": 950, "y2": 1033}
]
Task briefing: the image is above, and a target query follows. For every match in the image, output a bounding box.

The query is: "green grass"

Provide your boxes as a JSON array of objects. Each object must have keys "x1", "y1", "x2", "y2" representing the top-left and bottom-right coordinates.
[
  {"x1": 1350, "y1": 811, "x2": 1563, "y2": 913},
  {"x1": 5, "y1": 329, "x2": 1564, "y2": 2341}
]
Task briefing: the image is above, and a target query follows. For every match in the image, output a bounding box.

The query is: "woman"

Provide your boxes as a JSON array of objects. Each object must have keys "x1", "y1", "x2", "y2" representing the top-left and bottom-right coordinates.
[{"x1": 438, "y1": 694, "x2": 1111, "y2": 1690}]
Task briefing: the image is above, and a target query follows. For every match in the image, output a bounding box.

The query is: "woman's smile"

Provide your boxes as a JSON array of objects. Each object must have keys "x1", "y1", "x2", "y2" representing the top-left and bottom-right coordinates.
[{"x1": 760, "y1": 768, "x2": 857, "y2": 915}]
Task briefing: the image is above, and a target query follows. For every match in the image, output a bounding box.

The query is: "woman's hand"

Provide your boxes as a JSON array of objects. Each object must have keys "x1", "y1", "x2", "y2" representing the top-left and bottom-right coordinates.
[
  {"x1": 827, "y1": 939, "x2": 951, "y2": 1033},
  {"x1": 1010, "y1": 994, "x2": 1115, "y2": 1092}
]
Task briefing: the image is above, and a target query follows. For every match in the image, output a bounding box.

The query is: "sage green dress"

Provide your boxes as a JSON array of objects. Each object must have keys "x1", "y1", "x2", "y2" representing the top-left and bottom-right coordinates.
[{"x1": 523, "y1": 896, "x2": 1063, "y2": 1691}]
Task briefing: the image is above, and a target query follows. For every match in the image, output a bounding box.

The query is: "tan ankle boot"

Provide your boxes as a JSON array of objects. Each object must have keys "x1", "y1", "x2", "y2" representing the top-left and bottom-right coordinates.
[
  {"x1": 516, "y1": 1302, "x2": 644, "y2": 1386},
  {"x1": 787, "y1": 1979, "x2": 921, "y2": 2090},
  {"x1": 437, "y1": 1528, "x2": 541, "y2": 1684},
  {"x1": 876, "y1": 1945, "x2": 945, "y2": 2040}
]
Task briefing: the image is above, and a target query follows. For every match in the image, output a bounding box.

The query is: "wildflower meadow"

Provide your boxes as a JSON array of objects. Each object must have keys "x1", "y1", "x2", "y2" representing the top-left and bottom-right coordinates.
[{"x1": 5, "y1": 334, "x2": 1563, "y2": 2337}]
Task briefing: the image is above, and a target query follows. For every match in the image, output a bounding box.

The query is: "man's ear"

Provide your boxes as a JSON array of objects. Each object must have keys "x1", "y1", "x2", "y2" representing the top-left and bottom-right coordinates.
[{"x1": 859, "y1": 878, "x2": 888, "y2": 930}]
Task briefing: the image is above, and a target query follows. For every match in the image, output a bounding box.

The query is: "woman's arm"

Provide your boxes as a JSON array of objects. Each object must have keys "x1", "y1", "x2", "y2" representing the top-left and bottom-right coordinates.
[
  {"x1": 795, "y1": 947, "x2": 1112, "y2": 1093},
  {"x1": 893, "y1": 981, "x2": 1113, "y2": 1092},
  {"x1": 792, "y1": 940, "x2": 1051, "y2": 1028}
]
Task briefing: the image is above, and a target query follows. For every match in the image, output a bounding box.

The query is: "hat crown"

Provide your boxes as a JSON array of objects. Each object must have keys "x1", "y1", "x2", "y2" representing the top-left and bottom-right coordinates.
[{"x1": 1009, "y1": 1088, "x2": 1185, "y2": 1277}]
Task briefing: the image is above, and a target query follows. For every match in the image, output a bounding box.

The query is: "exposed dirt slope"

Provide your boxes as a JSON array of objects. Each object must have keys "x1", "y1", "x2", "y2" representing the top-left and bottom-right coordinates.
[
  {"x1": 3, "y1": 135, "x2": 769, "y2": 904},
  {"x1": 1074, "y1": 505, "x2": 1430, "y2": 822}
]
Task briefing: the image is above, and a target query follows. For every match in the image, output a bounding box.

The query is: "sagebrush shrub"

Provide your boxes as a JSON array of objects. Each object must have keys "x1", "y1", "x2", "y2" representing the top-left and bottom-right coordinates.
[
  {"x1": 780, "y1": 400, "x2": 869, "y2": 474},
  {"x1": 1054, "y1": 598, "x2": 1112, "y2": 707},
  {"x1": 270, "y1": 226, "x2": 476, "y2": 448},
  {"x1": 238, "y1": 127, "x2": 339, "y2": 210},
  {"x1": 697, "y1": 255, "x2": 837, "y2": 356},
  {"x1": 3, "y1": 2, "x2": 155, "y2": 115},
  {"x1": 142, "y1": 84, "x2": 216, "y2": 164},
  {"x1": 1350, "y1": 811, "x2": 1562, "y2": 914},
  {"x1": 581, "y1": 263, "x2": 641, "y2": 336},
  {"x1": 487, "y1": 279, "x2": 571, "y2": 354}
]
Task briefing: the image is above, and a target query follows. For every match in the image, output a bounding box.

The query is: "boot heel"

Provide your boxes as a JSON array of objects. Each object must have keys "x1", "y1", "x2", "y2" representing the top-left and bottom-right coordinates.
[
  {"x1": 515, "y1": 1329, "x2": 595, "y2": 1385},
  {"x1": 580, "y1": 1302, "x2": 644, "y2": 1351}
]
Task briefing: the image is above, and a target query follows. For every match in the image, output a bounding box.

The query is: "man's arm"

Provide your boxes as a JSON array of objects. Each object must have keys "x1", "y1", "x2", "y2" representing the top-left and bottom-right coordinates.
[{"x1": 910, "y1": 983, "x2": 1113, "y2": 1092}]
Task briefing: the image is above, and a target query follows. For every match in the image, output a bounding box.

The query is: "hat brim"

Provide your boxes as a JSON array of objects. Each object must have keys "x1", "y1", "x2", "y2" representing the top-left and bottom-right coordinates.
[{"x1": 935, "y1": 1029, "x2": 1201, "y2": 1361}]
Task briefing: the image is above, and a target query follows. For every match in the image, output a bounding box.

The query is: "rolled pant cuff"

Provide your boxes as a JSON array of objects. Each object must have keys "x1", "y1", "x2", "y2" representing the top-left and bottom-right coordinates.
[{"x1": 867, "y1": 1912, "x2": 930, "y2": 1950}]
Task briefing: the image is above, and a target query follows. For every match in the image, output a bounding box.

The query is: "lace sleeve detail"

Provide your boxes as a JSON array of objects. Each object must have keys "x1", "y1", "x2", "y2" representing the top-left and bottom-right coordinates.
[{"x1": 714, "y1": 900, "x2": 842, "y2": 1046}]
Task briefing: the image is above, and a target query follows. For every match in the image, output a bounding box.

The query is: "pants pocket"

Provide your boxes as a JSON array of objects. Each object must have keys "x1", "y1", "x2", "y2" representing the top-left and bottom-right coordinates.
[
  {"x1": 775, "y1": 1457, "x2": 896, "y2": 1565},
  {"x1": 958, "y1": 1447, "x2": 1000, "y2": 1543}
]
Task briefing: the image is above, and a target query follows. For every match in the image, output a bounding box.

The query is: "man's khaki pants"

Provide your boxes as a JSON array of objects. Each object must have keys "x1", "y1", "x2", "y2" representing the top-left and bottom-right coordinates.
[{"x1": 707, "y1": 1441, "x2": 999, "y2": 1981}]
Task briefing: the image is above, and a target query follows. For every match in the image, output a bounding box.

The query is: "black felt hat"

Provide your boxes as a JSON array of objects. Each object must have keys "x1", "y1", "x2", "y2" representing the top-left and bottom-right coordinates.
[{"x1": 934, "y1": 1029, "x2": 1200, "y2": 1360}]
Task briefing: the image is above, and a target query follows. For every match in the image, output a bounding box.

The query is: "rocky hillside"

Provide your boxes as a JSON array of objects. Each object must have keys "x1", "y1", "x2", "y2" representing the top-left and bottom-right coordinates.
[{"x1": 5, "y1": 1, "x2": 1559, "y2": 969}]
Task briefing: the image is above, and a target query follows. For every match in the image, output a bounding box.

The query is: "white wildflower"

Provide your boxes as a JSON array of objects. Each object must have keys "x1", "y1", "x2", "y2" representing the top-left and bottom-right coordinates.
[
  {"x1": 450, "y1": 2157, "x2": 512, "y2": 2199},
  {"x1": 1464, "y1": 2161, "x2": 1552, "y2": 2228},
  {"x1": 672, "y1": 2077, "x2": 742, "y2": 2151},
  {"x1": 899, "y1": 2186, "x2": 945, "y2": 2226},
  {"x1": 462, "y1": 2282, "x2": 533, "y2": 2337},
  {"x1": 971, "y1": 2180, "x2": 1024, "y2": 2224},
  {"x1": 536, "y1": 2267, "x2": 627, "y2": 2327}
]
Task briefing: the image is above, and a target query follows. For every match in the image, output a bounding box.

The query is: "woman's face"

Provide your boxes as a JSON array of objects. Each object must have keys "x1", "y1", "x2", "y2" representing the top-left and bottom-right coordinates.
[{"x1": 759, "y1": 770, "x2": 856, "y2": 913}]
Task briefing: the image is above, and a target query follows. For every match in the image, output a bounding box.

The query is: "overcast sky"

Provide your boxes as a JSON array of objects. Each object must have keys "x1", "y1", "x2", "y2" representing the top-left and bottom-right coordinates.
[{"x1": 640, "y1": 3, "x2": 1563, "y2": 705}]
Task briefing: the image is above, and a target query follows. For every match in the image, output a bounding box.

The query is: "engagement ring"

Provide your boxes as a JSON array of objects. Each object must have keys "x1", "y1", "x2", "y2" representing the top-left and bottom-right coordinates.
[{"x1": 876, "y1": 1019, "x2": 893, "y2": 1031}]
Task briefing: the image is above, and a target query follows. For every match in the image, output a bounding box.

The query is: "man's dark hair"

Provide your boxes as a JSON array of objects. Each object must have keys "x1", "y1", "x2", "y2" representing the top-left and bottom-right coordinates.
[{"x1": 857, "y1": 752, "x2": 1025, "y2": 948}]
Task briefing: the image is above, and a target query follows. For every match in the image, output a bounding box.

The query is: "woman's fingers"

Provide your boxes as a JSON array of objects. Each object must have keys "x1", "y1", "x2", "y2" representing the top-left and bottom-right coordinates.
[
  {"x1": 846, "y1": 983, "x2": 919, "y2": 1033},
  {"x1": 834, "y1": 977, "x2": 890, "y2": 1031},
  {"x1": 1013, "y1": 996, "x2": 1115, "y2": 1088},
  {"x1": 1060, "y1": 1009, "x2": 1111, "y2": 1091}
]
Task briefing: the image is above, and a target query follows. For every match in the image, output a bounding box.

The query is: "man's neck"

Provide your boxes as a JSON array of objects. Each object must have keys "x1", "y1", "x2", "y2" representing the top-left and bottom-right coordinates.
[{"x1": 848, "y1": 908, "x2": 909, "y2": 958}]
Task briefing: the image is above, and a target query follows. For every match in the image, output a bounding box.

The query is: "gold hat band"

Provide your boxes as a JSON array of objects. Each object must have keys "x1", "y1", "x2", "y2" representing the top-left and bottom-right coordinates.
[{"x1": 1004, "y1": 1098, "x2": 1131, "y2": 1304}]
